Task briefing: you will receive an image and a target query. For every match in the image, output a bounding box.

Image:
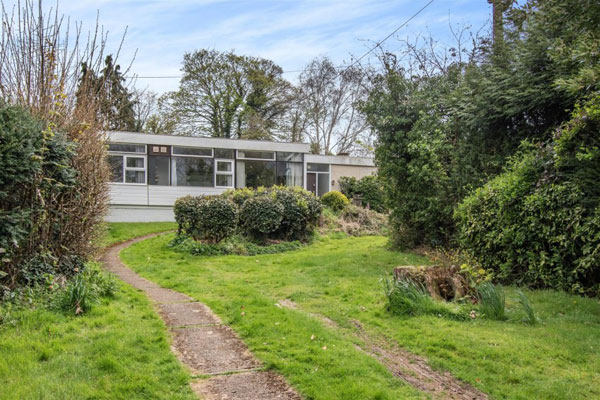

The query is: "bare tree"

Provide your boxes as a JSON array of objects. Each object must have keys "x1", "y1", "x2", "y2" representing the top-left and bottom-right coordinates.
[
  {"x1": 0, "y1": 0, "x2": 129, "y2": 267},
  {"x1": 298, "y1": 57, "x2": 372, "y2": 155}
]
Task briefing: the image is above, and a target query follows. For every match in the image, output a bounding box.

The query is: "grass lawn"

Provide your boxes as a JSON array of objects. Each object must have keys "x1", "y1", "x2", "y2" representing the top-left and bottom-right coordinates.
[
  {"x1": 0, "y1": 222, "x2": 193, "y2": 400},
  {"x1": 102, "y1": 221, "x2": 177, "y2": 246},
  {"x1": 121, "y1": 233, "x2": 600, "y2": 400}
]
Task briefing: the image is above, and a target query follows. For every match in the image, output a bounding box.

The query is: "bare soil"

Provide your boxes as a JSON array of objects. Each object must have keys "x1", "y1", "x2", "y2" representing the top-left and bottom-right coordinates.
[{"x1": 351, "y1": 320, "x2": 488, "y2": 400}]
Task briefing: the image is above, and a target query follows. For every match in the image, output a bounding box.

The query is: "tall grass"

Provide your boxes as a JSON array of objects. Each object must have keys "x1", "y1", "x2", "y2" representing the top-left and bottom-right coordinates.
[
  {"x1": 476, "y1": 282, "x2": 506, "y2": 320},
  {"x1": 516, "y1": 289, "x2": 537, "y2": 325},
  {"x1": 382, "y1": 275, "x2": 466, "y2": 319}
]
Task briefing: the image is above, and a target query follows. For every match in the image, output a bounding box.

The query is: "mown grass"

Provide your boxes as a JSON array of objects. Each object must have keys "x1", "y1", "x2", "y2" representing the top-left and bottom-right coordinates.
[
  {"x1": 102, "y1": 221, "x2": 177, "y2": 246},
  {"x1": 0, "y1": 222, "x2": 194, "y2": 400},
  {"x1": 122, "y1": 233, "x2": 600, "y2": 400}
]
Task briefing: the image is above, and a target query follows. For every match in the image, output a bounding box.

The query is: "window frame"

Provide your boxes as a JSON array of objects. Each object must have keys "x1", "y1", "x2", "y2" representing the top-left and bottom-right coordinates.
[
  {"x1": 236, "y1": 149, "x2": 276, "y2": 161},
  {"x1": 214, "y1": 159, "x2": 234, "y2": 188},
  {"x1": 107, "y1": 144, "x2": 147, "y2": 185}
]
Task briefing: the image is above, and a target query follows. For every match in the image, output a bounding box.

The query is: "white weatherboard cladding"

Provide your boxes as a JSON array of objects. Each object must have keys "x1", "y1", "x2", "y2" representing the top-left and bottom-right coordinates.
[
  {"x1": 109, "y1": 184, "x2": 226, "y2": 206},
  {"x1": 106, "y1": 206, "x2": 175, "y2": 222}
]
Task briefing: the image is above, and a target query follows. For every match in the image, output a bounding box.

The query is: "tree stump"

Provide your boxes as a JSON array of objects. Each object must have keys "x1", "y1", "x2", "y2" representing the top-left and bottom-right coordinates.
[{"x1": 393, "y1": 265, "x2": 470, "y2": 301}]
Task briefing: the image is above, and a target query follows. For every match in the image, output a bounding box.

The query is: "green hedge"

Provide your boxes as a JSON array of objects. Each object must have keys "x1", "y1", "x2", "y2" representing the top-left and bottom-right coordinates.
[
  {"x1": 239, "y1": 195, "x2": 283, "y2": 238},
  {"x1": 174, "y1": 196, "x2": 237, "y2": 243},
  {"x1": 174, "y1": 186, "x2": 322, "y2": 245},
  {"x1": 455, "y1": 95, "x2": 600, "y2": 295}
]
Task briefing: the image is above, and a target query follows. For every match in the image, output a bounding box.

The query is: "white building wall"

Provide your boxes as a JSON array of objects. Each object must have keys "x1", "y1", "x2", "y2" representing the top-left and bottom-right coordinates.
[{"x1": 106, "y1": 205, "x2": 175, "y2": 222}]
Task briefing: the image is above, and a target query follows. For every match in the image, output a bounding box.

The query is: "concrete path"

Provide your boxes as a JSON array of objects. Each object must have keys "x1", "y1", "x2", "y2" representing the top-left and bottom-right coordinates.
[{"x1": 103, "y1": 234, "x2": 301, "y2": 400}]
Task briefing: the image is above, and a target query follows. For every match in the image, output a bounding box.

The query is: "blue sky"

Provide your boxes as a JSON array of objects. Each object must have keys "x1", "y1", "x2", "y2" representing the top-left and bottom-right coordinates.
[{"x1": 53, "y1": 0, "x2": 492, "y2": 93}]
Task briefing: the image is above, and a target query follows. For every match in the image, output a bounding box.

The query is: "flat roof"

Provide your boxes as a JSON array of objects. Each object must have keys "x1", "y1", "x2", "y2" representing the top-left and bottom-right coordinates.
[
  {"x1": 106, "y1": 131, "x2": 311, "y2": 153},
  {"x1": 305, "y1": 153, "x2": 376, "y2": 167}
]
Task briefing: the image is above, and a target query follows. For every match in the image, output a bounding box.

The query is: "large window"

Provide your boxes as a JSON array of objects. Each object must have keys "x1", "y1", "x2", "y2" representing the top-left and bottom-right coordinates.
[
  {"x1": 236, "y1": 160, "x2": 276, "y2": 188},
  {"x1": 171, "y1": 157, "x2": 214, "y2": 187},
  {"x1": 148, "y1": 156, "x2": 170, "y2": 185},
  {"x1": 276, "y1": 161, "x2": 303, "y2": 187}
]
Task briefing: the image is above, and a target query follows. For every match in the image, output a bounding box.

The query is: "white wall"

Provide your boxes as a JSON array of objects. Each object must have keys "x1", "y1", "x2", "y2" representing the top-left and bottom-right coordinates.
[
  {"x1": 106, "y1": 205, "x2": 175, "y2": 222},
  {"x1": 109, "y1": 184, "x2": 227, "y2": 207}
]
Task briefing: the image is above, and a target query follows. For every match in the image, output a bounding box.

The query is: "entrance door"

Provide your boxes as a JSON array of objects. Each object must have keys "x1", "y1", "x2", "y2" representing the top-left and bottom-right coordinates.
[{"x1": 307, "y1": 172, "x2": 317, "y2": 195}]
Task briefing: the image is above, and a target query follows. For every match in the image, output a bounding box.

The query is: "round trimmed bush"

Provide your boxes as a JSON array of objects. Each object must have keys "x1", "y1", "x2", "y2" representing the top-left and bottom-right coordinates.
[
  {"x1": 321, "y1": 190, "x2": 350, "y2": 211},
  {"x1": 239, "y1": 195, "x2": 284, "y2": 239},
  {"x1": 271, "y1": 186, "x2": 323, "y2": 240},
  {"x1": 174, "y1": 195, "x2": 237, "y2": 243}
]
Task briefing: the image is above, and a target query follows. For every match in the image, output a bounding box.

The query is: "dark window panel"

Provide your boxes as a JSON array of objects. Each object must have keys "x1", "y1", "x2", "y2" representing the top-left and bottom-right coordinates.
[
  {"x1": 171, "y1": 156, "x2": 214, "y2": 187},
  {"x1": 148, "y1": 156, "x2": 170, "y2": 186},
  {"x1": 172, "y1": 146, "x2": 213, "y2": 157},
  {"x1": 236, "y1": 160, "x2": 276, "y2": 188},
  {"x1": 108, "y1": 143, "x2": 145, "y2": 153},
  {"x1": 307, "y1": 163, "x2": 330, "y2": 172},
  {"x1": 109, "y1": 155, "x2": 123, "y2": 182},
  {"x1": 276, "y1": 152, "x2": 303, "y2": 162},
  {"x1": 237, "y1": 150, "x2": 275, "y2": 160},
  {"x1": 214, "y1": 148, "x2": 235, "y2": 159}
]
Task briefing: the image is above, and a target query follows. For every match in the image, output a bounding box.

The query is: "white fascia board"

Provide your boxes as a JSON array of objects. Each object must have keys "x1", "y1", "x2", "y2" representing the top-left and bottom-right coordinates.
[
  {"x1": 105, "y1": 131, "x2": 310, "y2": 153},
  {"x1": 304, "y1": 154, "x2": 376, "y2": 167}
]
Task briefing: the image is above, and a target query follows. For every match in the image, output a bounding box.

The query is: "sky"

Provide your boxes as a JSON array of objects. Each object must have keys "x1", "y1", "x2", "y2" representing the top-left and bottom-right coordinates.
[{"x1": 46, "y1": 0, "x2": 492, "y2": 94}]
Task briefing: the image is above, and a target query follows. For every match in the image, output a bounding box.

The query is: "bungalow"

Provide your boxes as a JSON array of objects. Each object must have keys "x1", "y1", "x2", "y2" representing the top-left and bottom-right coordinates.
[{"x1": 106, "y1": 131, "x2": 376, "y2": 222}]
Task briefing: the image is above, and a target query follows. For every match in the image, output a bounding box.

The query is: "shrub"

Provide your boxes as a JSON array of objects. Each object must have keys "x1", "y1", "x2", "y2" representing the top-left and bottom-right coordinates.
[
  {"x1": 321, "y1": 190, "x2": 350, "y2": 211},
  {"x1": 338, "y1": 175, "x2": 387, "y2": 213},
  {"x1": 174, "y1": 196, "x2": 237, "y2": 243},
  {"x1": 355, "y1": 175, "x2": 386, "y2": 213},
  {"x1": 455, "y1": 147, "x2": 600, "y2": 294},
  {"x1": 338, "y1": 176, "x2": 358, "y2": 199},
  {"x1": 193, "y1": 196, "x2": 237, "y2": 243},
  {"x1": 270, "y1": 186, "x2": 322, "y2": 240},
  {"x1": 455, "y1": 95, "x2": 600, "y2": 295},
  {"x1": 476, "y1": 282, "x2": 506, "y2": 320},
  {"x1": 0, "y1": 105, "x2": 89, "y2": 292},
  {"x1": 239, "y1": 195, "x2": 284, "y2": 239},
  {"x1": 170, "y1": 235, "x2": 303, "y2": 257}
]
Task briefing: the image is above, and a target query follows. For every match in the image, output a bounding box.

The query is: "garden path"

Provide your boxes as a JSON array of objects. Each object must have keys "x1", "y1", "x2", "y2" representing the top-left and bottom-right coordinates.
[{"x1": 103, "y1": 233, "x2": 301, "y2": 400}]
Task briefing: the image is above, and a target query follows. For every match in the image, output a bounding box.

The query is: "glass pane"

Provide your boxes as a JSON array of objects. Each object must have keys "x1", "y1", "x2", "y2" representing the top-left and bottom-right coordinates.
[
  {"x1": 235, "y1": 160, "x2": 276, "y2": 188},
  {"x1": 214, "y1": 148, "x2": 235, "y2": 159},
  {"x1": 216, "y1": 174, "x2": 233, "y2": 187},
  {"x1": 172, "y1": 146, "x2": 212, "y2": 157},
  {"x1": 307, "y1": 163, "x2": 329, "y2": 172},
  {"x1": 237, "y1": 150, "x2": 274, "y2": 160},
  {"x1": 317, "y1": 173, "x2": 330, "y2": 196},
  {"x1": 108, "y1": 143, "x2": 145, "y2": 153},
  {"x1": 126, "y1": 157, "x2": 144, "y2": 168},
  {"x1": 148, "y1": 156, "x2": 169, "y2": 186},
  {"x1": 277, "y1": 152, "x2": 303, "y2": 162},
  {"x1": 109, "y1": 155, "x2": 123, "y2": 182},
  {"x1": 171, "y1": 156, "x2": 214, "y2": 187},
  {"x1": 216, "y1": 161, "x2": 232, "y2": 172},
  {"x1": 276, "y1": 161, "x2": 303, "y2": 187},
  {"x1": 125, "y1": 170, "x2": 145, "y2": 184}
]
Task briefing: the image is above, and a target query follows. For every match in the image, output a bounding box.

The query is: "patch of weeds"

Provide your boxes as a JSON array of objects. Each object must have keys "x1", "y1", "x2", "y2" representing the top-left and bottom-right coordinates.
[
  {"x1": 382, "y1": 275, "x2": 467, "y2": 320},
  {"x1": 516, "y1": 289, "x2": 538, "y2": 325},
  {"x1": 53, "y1": 263, "x2": 118, "y2": 315},
  {"x1": 476, "y1": 282, "x2": 506, "y2": 320}
]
